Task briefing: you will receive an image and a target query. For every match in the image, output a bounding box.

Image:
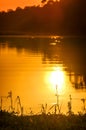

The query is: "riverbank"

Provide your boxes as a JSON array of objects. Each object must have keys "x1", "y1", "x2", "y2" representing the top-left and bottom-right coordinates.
[{"x1": 0, "y1": 110, "x2": 86, "y2": 130}]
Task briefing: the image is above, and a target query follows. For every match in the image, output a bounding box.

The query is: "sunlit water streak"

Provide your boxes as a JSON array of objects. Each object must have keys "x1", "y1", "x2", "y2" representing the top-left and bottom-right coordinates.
[{"x1": 0, "y1": 36, "x2": 86, "y2": 115}]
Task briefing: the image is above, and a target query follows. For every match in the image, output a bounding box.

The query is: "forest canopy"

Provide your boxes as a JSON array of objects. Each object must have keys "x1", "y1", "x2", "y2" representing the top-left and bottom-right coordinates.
[{"x1": 0, "y1": 0, "x2": 86, "y2": 35}]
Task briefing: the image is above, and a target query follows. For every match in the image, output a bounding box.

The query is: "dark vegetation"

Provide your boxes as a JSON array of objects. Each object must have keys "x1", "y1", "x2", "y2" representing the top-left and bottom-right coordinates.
[
  {"x1": 0, "y1": 0, "x2": 86, "y2": 35},
  {"x1": 0, "y1": 110, "x2": 86, "y2": 130}
]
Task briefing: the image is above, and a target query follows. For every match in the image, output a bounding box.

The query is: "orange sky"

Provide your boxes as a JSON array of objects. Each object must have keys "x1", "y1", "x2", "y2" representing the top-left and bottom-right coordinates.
[{"x1": 0, "y1": 0, "x2": 41, "y2": 11}]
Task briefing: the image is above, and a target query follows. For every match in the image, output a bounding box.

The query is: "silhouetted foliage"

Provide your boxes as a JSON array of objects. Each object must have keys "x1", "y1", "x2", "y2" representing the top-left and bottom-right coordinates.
[
  {"x1": 0, "y1": 0, "x2": 86, "y2": 35},
  {"x1": 0, "y1": 110, "x2": 86, "y2": 130}
]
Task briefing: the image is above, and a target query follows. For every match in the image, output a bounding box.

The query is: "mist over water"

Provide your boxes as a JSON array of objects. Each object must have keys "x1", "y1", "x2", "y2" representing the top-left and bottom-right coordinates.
[{"x1": 0, "y1": 36, "x2": 86, "y2": 114}]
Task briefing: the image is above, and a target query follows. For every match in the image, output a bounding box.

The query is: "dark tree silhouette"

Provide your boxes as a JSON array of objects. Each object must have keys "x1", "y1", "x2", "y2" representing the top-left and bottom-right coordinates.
[
  {"x1": 0, "y1": 0, "x2": 86, "y2": 35},
  {"x1": 41, "y1": 0, "x2": 47, "y2": 4}
]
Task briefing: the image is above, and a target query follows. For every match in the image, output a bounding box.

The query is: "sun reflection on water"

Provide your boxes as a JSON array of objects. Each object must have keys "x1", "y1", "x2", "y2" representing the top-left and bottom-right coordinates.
[{"x1": 45, "y1": 66, "x2": 68, "y2": 94}]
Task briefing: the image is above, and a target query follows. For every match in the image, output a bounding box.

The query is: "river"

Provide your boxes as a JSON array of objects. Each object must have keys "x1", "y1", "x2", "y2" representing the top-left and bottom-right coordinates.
[{"x1": 0, "y1": 35, "x2": 86, "y2": 115}]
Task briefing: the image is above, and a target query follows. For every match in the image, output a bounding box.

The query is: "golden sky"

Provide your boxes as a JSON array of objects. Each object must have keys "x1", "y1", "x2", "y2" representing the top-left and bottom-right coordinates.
[{"x1": 0, "y1": 0, "x2": 41, "y2": 11}]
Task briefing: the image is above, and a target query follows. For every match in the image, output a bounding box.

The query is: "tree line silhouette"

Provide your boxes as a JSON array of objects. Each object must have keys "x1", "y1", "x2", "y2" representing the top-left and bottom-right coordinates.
[{"x1": 0, "y1": 0, "x2": 86, "y2": 35}]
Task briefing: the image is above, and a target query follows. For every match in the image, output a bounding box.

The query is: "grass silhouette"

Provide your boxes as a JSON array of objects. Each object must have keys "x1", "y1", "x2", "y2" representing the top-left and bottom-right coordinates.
[{"x1": 0, "y1": 110, "x2": 86, "y2": 130}]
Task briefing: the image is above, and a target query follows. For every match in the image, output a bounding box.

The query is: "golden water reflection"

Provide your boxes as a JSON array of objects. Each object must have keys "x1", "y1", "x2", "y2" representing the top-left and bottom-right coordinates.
[
  {"x1": 45, "y1": 66, "x2": 67, "y2": 94},
  {"x1": 0, "y1": 36, "x2": 86, "y2": 115}
]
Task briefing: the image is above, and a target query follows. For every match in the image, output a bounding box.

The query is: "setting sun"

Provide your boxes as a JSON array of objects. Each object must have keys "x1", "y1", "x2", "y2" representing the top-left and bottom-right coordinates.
[
  {"x1": 45, "y1": 67, "x2": 66, "y2": 94},
  {"x1": 50, "y1": 67, "x2": 64, "y2": 86}
]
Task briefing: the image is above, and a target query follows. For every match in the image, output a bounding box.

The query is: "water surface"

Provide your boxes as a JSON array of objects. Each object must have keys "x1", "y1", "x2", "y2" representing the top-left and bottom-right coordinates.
[{"x1": 0, "y1": 36, "x2": 86, "y2": 114}]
